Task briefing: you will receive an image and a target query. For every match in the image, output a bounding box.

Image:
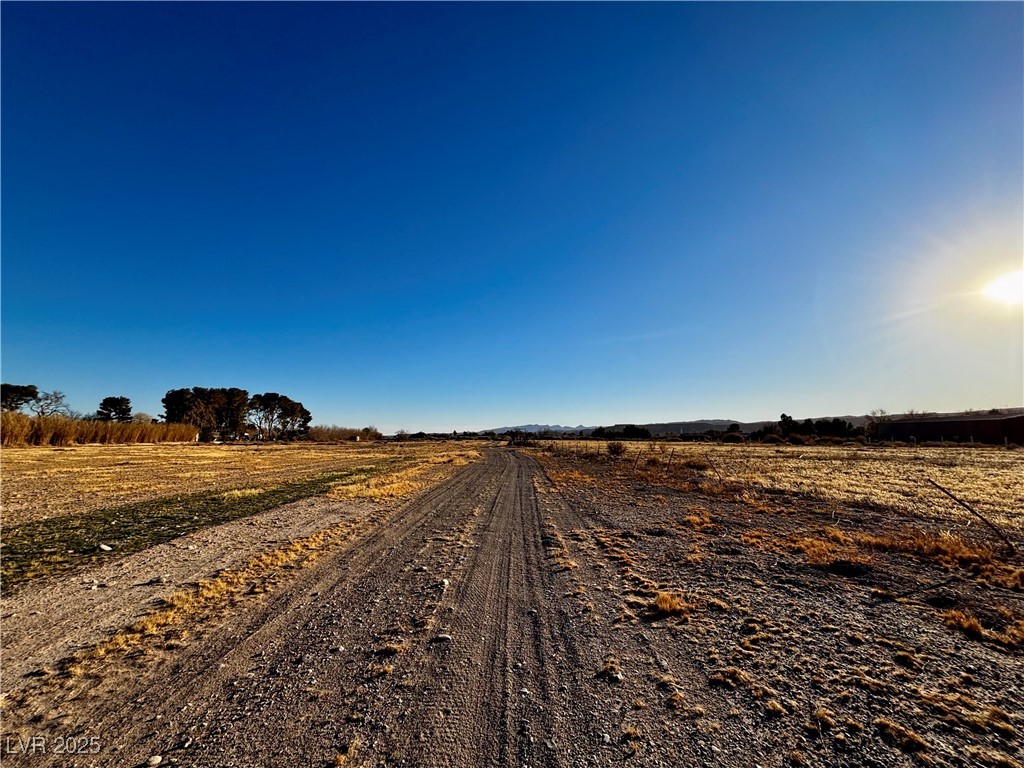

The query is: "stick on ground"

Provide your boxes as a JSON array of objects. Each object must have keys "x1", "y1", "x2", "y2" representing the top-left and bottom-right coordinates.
[{"x1": 927, "y1": 478, "x2": 1016, "y2": 556}]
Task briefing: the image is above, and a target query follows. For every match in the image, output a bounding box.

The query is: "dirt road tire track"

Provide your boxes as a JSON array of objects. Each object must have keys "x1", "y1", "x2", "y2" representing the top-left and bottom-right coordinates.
[{"x1": 4, "y1": 449, "x2": 616, "y2": 768}]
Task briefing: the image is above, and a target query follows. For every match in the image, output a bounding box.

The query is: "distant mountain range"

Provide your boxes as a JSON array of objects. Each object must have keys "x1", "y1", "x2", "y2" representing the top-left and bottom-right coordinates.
[
  {"x1": 487, "y1": 424, "x2": 592, "y2": 434},
  {"x1": 487, "y1": 415, "x2": 871, "y2": 435},
  {"x1": 486, "y1": 410, "x2": 1024, "y2": 436}
]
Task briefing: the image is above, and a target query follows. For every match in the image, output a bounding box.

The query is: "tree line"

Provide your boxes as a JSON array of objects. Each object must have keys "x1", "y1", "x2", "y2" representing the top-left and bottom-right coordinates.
[
  {"x1": 749, "y1": 414, "x2": 863, "y2": 442},
  {"x1": 161, "y1": 387, "x2": 311, "y2": 441},
  {"x1": 1, "y1": 383, "x2": 316, "y2": 443}
]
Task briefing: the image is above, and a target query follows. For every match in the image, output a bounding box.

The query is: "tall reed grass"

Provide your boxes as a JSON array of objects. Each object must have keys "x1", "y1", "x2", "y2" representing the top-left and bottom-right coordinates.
[{"x1": 1, "y1": 412, "x2": 198, "y2": 447}]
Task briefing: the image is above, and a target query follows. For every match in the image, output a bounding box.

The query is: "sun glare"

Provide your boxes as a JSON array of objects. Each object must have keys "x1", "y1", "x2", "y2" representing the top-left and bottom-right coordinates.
[{"x1": 981, "y1": 270, "x2": 1023, "y2": 305}]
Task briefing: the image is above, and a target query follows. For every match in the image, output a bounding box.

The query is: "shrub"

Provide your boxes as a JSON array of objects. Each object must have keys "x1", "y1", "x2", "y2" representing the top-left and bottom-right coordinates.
[
  {"x1": 942, "y1": 610, "x2": 985, "y2": 640},
  {"x1": 652, "y1": 591, "x2": 690, "y2": 616},
  {"x1": 607, "y1": 441, "x2": 627, "y2": 456},
  {"x1": 682, "y1": 456, "x2": 711, "y2": 471}
]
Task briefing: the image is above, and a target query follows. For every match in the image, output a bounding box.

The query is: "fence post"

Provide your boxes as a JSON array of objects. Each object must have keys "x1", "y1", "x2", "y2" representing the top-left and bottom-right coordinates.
[{"x1": 633, "y1": 443, "x2": 645, "y2": 470}]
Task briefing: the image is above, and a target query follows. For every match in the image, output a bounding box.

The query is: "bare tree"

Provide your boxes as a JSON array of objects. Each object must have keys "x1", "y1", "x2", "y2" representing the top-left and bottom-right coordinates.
[{"x1": 28, "y1": 390, "x2": 71, "y2": 417}]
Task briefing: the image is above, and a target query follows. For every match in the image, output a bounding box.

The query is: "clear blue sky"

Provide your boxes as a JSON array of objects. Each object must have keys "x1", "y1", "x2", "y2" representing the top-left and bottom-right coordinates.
[{"x1": 3, "y1": 3, "x2": 1021, "y2": 433}]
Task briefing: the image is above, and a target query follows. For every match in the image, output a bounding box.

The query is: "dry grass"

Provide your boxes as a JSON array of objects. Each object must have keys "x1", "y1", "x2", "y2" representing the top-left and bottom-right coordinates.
[
  {"x1": 764, "y1": 698, "x2": 787, "y2": 717},
  {"x1": 546, "y1": 441, "x2": 1024, "y2": 530},
  {"x1": 964, "y1": 747, "x2": 1022, "y2": 768},
  {"x1": 683, "y1": 506, "x2": 713, "y2": 529},
  {"x1": 942, "y1": 609, "x2": 1024, "y2": 648},
  {"x1": 873, "y1": 717, "x2": 930, "y2": 754},
  {"x1": 63, "y1": 521, "x2": 361, "y2": 676},
  {"x1": 708, "y1": 666, "x2": 753, "y2": 690},
  {"x1": 3, "y1": 442, "x2": 484, "y2": 586},
  {"x1": 856, "y1": 529, "x2": 993, "y2": 568},
  {"x1": 221, "y1": 487, "x2": 267, "y2": 500},
  {"x1": 546, "y1": 467, "x2": 595, "y2": 485},
  {"x1": 1, "y1": 442, "x2": 482, "y2": 526},
  {"x1": 1, "y1": 412, "x2": 198, "y2": 447},
  {"x1": 652, "y1": 591, "x2": 687, "y2": 615},
  {"x1": 329, "y1": 448, "x2": 480, "y2": 501}
]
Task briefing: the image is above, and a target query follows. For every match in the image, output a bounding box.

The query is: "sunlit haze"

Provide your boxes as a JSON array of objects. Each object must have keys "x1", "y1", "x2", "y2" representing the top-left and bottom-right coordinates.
[
  {"x1": 983, "y1": 271, "x2": 1024, "y2": 305},
  {"x1": 2, "y1": 4, "x2": 1021, "y2": 432}
]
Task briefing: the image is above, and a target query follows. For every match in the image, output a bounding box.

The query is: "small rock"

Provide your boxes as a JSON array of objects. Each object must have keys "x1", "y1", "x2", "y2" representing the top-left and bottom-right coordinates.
[
  {"x1": 545, "y1": 739, "x2": 556, "y2": 750},
  {"x1": 146, "y1": 756, "x2": 163, "y2": 767},
  {"x1": 601, "y1": 733, "x2": 612, "y2": 745},
  {"x1": 99, "y1": 544, "x2": 113, "y2": 552},
  {"x1": 431, "y1": 634, "x2": 453, "y2": 644},
  {"x1": 415, "y1": 565, "x2": 427, "y2": 572},
  {"x1": 519, "y1": 688, "x2": 531, "y2": 696}
]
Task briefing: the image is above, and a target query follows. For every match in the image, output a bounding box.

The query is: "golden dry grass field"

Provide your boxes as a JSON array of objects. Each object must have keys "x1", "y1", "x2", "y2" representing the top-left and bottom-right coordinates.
[
  {"x1": 0, "y1": 441, "x2": 482, "y2": 586},
  {"x1": 0, "y1": 441, "x2": 479, "y2": 527},
  {"x1": 544, "y1": 440, "x2": 1024, "y2": 531}
]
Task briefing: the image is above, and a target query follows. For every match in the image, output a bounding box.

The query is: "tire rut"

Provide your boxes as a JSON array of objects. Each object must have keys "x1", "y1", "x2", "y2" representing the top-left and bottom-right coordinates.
[{"x1": 5, "y1": 449, "x2": 615, "y2": 768}]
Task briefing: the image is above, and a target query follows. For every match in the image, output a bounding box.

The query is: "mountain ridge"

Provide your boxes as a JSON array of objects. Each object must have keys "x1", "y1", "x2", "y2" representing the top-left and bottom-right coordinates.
[{"x1": 487, "y1": 414, "x2": 873, "y2": 435}]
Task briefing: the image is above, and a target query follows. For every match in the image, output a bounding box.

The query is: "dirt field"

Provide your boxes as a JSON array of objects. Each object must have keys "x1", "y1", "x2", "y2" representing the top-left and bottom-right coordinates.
[
  {"x1": 0, "y1": 442, "x2": 466, "y2": 527},
  {"x1": 1, "y1": 444, "x2": 1022, "y2": 767}
]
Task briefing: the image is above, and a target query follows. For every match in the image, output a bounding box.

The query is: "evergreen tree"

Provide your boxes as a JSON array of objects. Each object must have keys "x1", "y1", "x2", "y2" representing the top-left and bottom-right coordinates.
[{"x1": 97, "y1": 396, "x2": 132, "y2": 422}]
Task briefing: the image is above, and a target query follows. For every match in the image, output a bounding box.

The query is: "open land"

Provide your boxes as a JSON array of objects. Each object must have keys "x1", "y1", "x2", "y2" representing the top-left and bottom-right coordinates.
[{"x1": 1, "y1": 441, "x2": 1022, "y2": 767}]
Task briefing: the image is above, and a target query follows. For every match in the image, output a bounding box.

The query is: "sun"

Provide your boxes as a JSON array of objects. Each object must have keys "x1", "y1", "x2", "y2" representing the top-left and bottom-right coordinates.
[{"x1": 981, "y1": 270, "x2": 1023, "y2": 305}]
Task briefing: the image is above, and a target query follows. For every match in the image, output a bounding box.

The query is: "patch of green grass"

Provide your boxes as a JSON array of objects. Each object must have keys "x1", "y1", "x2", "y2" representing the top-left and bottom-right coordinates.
[{"x1": 1, "y1": 460, "x2": 407, "y2": 588}]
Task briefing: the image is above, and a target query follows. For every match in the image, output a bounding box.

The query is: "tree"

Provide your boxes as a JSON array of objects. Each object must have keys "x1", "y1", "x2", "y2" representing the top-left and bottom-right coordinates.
[
  {"x1": 161, "y1": 388, "x2": 196, "y2": 424},
  {"x1": 249, "y1": 392, "x2": 310, "y2": 440},
  {"x1": 249, "y1": 392, "x2": 284, "y2": 440},
  {"x1": 219, "y1": 388, "x2": 250, "y2": 438},
  {"x1": 132, "y1": 412, "x2": 157, "y2": 424},
  {"x1": 1, "y1": 384, "x2": 39, "y2": 412},
  {"x1": 28, "y1": 390, "x2": 71, "y2": 417},
  {"x1": 278, "y1": 398, "x2": 312, "y2": 439},
  {"x1": 97, "y1": 396, "x2": 133, "y2": 422},
  {"x1": 865, "y1": 409, "x2": 890, "y2": 439},
  {"x1": 161, "y1": 387, "x2": 252, "y2": 440}
]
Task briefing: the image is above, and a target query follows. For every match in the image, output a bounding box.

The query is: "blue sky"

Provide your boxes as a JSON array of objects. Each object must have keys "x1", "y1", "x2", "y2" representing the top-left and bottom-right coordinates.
[{"x1": 3, "y1": 3, "x2": 1021, "y2": 433}]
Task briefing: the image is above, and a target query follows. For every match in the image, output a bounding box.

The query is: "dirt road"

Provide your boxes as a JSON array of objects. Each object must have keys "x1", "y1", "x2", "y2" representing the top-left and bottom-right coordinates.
[
  {"x1": 3, "y1": 450, "x2": 620, "y2": 767},
  {"x1": 4, "y1": 447, "x2": 1021, "y2": 768}
]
